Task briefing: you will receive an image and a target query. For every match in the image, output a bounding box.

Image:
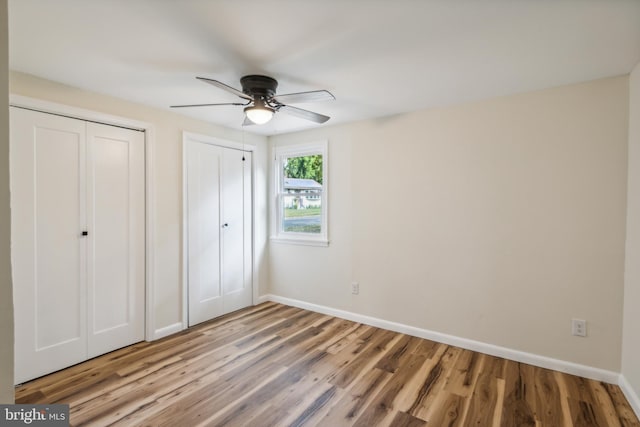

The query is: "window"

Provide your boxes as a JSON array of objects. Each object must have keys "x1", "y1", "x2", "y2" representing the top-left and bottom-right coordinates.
[{"x1": 272, "y1": 141, "x2": 328, "y2": 246}]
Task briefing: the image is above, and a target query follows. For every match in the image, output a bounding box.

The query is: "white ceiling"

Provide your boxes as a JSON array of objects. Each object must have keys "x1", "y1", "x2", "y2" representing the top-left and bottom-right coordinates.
[{"x1": 8, "y1": 0, "x2": 640, "y2": 136}]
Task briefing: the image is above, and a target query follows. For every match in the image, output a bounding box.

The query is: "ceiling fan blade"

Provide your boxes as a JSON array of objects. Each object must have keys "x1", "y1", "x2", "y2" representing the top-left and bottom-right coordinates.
[
  {"x1": 273, "y1": 90, "x2": 335, "y2": 104},
  {"x1": 196, "y1": 77, "x2": 252, "y2": 100},
  {"x1": 170, "y1": 102, "x2": 246, "y2": 108},
  {"x1": 242, "y1": 117, "x2": 255, "y2": 126},
  {"x1": 279, "y1": 105, "x2": 330, "y2": 124}
]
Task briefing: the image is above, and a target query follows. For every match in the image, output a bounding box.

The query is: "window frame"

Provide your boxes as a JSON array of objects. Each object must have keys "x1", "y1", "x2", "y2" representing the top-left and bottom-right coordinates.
[{"x1": 271, "y1": 141, "x2": 328, "y2": 246}]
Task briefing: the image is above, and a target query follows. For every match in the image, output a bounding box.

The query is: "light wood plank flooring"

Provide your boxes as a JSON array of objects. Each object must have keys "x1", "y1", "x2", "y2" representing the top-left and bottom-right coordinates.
[{"x1": 16, "y1": 302, "x2": 640, "y2": 426}]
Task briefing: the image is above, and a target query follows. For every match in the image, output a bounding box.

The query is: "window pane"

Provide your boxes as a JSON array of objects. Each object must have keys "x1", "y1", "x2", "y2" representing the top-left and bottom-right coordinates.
[
  {"x1": 282, "y1": 194, "x2": 321, "y2": 233},
  {"x1": 282, "y1": 154, "x2": 323, "y2": 234},
  {"x1": 283, "y1": 154, "x2": 323, "y2": 185}
]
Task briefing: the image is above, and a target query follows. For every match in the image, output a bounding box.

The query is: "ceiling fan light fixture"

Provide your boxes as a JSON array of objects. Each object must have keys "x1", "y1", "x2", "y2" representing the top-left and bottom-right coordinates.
[{"x1": 244, "y1": 104, "x2": 275, "y2": 125}]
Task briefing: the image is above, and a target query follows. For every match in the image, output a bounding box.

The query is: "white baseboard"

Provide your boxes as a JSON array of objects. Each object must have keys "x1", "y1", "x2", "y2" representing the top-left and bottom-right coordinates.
[
  {"x1": 150, "y1": 322, "x2": 184, "y2": 341},
  {"x1": 256, "y1": 294, "x2": 271, "y2": 304},
  {"x1": 262, "y1": 294, "x2": 620, "y2": 384},
  {"x1": 619, "y1": 374, "x2": 640, "y2": 419}
]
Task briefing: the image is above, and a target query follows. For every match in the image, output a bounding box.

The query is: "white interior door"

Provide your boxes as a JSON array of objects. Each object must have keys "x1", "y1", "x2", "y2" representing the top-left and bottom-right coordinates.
[
  {"x1": 186, "y1": 139, "x2": 252, "y2": 326},
  {"x1": 11, "y1": 108, "x2": 88, "y2": 383},
  {"x1": 86, "y1": 122, "x2": 145, "y2": 358}
]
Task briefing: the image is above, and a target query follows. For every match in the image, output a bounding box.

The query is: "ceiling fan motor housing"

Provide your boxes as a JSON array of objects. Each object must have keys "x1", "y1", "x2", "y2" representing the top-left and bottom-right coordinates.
[{"x1": 240, "y1": 75, "x2": 278, "y2": 99}]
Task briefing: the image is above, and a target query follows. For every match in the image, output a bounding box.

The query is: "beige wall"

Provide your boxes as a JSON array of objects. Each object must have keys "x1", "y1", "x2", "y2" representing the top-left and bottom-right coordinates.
[
  {"x1": 9, "y1": 71, "x2": 270, "y2": 336},
  {"x1": 270, "y1": 76, "x2": 629, "y2": 371},
  {"x1": 623, "y1": 63, "x2": 640, "y2": 400},
  {"x1": 0, "y1": 0, "x2": 13, "y2": 403}
]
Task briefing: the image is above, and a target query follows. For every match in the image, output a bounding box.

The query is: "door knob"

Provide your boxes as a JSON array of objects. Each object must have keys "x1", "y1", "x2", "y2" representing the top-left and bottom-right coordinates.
[
  {"x1": 81, "y1": 231, "x2": 88, "y2": 236},
  {"x1": 222, "y1": 223, "x2": 229, "y2": 228}
]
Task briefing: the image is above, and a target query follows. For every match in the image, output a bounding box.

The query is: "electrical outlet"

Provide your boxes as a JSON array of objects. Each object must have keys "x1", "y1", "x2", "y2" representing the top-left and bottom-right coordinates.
[
  {"x1": 572, "y1": 318, "x2": 587, "y2": 337},
  {"x1": 351, "y1": 282, "x2": 359, "y2": 295}
]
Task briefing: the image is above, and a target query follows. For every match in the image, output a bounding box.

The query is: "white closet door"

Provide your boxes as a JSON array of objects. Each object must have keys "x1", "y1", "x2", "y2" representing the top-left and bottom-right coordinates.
[
  {"x1": 186, "y1": 140, "x2": 252, "y2": 326},
  {"x1": 11, "y1": 108, "x2": 146, "y2": 383},
  {"x1": 186, "y1": 141, "x2": 223, "y2": 326},
  {"x1": 11, "y1": 108, "x2": 88, "y2": 383},
  {"x1": 221, "y1": 149, "x2": 252, "y2": 313},
  {"x1": 86, "y1": 122, "x2": 145, "y2": 358}
]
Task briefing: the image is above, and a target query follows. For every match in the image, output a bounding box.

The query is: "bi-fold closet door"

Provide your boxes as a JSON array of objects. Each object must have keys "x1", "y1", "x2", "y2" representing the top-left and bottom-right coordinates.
[
  {"x1": 185, "y1": 139, "x2": 252, "y2": 326},
  {"x1": 10, "y1": 107, "x2": 145, "y2": 384}
]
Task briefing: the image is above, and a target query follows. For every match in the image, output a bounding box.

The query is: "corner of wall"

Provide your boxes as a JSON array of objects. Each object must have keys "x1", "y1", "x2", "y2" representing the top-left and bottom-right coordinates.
[
  {"x1": 0, "y1": 0, "x2": 15, "y2": 404},
  {"x1": 621, "y1": 61, "x2": 640, "y2": 420}
]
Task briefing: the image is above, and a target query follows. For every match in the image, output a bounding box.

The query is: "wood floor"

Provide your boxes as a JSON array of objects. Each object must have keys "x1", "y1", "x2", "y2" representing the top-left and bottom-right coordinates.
[{"x1": 16, "y1": 302, "x2": 640, "y2": 427}]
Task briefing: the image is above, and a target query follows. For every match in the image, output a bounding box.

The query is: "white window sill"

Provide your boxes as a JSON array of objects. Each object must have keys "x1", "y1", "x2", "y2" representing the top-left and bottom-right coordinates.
[{"x1": 270, "y1": 236, "x2": 329, "y2": 247}]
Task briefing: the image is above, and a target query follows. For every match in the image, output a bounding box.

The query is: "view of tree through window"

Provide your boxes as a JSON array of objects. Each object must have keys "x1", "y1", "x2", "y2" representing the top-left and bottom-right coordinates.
[
  {"x1": 284, "y1": 155, "x2": 323, "y2": 185},
  {"x1": 283, "y1": 154, "x2": 323, "y2": 233}
]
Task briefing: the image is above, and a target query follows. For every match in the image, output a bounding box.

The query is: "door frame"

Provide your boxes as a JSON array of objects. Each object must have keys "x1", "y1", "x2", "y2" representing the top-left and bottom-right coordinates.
[
  {"x1": 181, "y1": 131, "x2": 256, "y2": 329},
  {"x1": 9, "y1": 95, "x2": 158, "y2": 341}
]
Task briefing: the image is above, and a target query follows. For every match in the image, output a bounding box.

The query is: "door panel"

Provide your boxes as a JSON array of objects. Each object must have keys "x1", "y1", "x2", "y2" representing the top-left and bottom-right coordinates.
[
  {"x1": 221, "y1": 149, "x2": 252, "y2": 313},
  {"x1": 243, "y1": 152, "x2": 253, "y2": 305},
  {"x1": 11, "y1": 108, "x2": 88, "y2": 383},
  {"x1": 87, "y1": 123, "x2": 145, "y2": 358},
  {"x1": 35, "y1": 126, "x2": 85, "y2": 348},
  {"x1": 186, "y1": 141, "x2": 223, "y2": 326}
]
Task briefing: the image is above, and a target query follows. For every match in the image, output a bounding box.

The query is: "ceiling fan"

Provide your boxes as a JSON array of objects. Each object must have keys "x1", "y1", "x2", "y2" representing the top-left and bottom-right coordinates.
[{"x1": 171, "y1": 75, "x2": 335, "y2": 125}]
